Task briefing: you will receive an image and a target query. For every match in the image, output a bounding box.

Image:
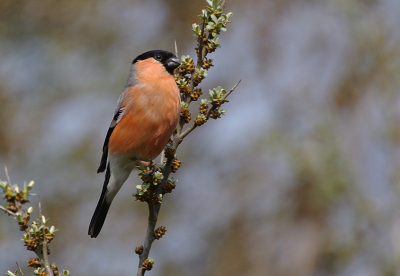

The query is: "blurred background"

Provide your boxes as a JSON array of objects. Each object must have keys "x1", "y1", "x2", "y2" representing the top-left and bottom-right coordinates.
[{"x1": 1, "y1": 0, "x2": 400, "y2": 275}]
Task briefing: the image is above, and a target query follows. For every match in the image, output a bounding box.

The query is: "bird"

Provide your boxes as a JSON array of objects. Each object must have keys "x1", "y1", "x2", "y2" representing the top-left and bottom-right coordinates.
[{"x1": 88, "y1": 50, "x2": 181, "y2": 238}]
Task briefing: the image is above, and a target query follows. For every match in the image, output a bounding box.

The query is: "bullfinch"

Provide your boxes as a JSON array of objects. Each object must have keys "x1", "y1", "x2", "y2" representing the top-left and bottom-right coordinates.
[{"x1": 88, "y1": 50, "x2": 181, "y2": 238}]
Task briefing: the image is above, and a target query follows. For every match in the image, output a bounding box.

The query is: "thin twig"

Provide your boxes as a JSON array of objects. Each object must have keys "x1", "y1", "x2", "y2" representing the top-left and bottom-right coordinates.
[
  {"x1": 38, "y1": 199, "x2": 54, "y2": 276},
  {"x1": 205, "y1": 79, "x2": 241, "y2": 120},
  {"x1": 180, "y1": 79, "x2": 242, "y2": 141},
  {"x1": 16, "y1": 262, "x2": 24, "y2": 276},
  {"x1": 221, "y1": 0, "x2": 227, "y2": 9},
  {"x1": 174, "y1": 38, "x2": 179, "y2": 58},
  {"x1": 224, "y1": 79, "x2": 241, "y2": 99},
  {"x1": 0, "y1": 205, "x2": 15, "y2": 216},
  {"x1": 196, "y1": 16, "x2": 207, "y2": 69},
  {"x1": 179, "y1": 124, "x2": 197, "y2": 143},
  {"x1": 188, "y1": 16, "x2": 207, "y2": 97},
  {"x1": 173, "y1": 38, "x2": 179, "y2": 78},
  {"x1": 4, "y1": 166, "x2": 11, "y2": 186}
]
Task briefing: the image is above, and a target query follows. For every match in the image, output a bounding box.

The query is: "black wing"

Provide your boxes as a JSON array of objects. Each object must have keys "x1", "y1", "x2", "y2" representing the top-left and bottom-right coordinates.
[{"x1": 97, "y1": 105, "x2": 124, "y2": 173}]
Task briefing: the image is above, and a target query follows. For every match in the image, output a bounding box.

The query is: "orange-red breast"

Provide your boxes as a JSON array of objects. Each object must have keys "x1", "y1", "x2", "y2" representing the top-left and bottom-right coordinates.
[{"x1": 89, "y1": 50, "x2": 181, "y2": 238}]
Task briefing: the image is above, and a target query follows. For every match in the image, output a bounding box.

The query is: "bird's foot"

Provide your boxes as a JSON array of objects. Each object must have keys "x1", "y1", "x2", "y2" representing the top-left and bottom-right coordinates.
[{"x1": 134, "y1": 159, "x2": 156, "y2": 175}]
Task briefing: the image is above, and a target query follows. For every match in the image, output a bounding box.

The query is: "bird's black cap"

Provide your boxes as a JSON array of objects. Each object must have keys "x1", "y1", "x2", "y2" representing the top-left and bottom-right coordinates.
[{"x1": 132, "y1": 50, "x2": 180, "y2": 75}]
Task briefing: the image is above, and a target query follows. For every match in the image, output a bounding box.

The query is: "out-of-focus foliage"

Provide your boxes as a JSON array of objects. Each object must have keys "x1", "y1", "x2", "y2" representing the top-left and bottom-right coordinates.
[
  {"x1": 1, "y1": 0, "x2": 400, "y2": 275},
  {"x1": 0, "y1": 177, "x2": 70, "y2": 275}
]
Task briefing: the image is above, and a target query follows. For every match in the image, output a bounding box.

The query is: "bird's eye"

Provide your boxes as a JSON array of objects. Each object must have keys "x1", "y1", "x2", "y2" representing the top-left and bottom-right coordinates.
[{"x1": 155, "y1": 54, "x2": 162, "y2": 61}]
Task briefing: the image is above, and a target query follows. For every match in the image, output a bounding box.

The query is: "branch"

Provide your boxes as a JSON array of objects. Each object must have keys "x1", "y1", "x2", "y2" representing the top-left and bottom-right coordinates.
[
  {"x1": 136, "y1": 156, "x2": 173, "y2": 275},
  {"x1": 205, "y1": 79, "x2": 241, "y2": 120},
  {"x1": 16, "y1": 262, "x2": 25, "y2": 276},
  {"x1": 136, "y1": 203, "x2": 160, "y2": 276},
  {"x1": 135, "y1": 3, "x2": 238, "y2": 273},
  {"x1": 181, "y1": 79, "x2": 242, "y2": 141},
  {"x1": 224, "y1": 79, "x2": 241, "y2": 100},
  {"x1": 179, "y1": 123, "x2": 197, "y2": 142},
  {"x1": 0, "y1": 205, "x2": 16, "y2": 216},
  {"x1": 38, "y1": 199, "x2": 54, "y2": 276},
  {"x1": 136, "y1": 77, "x2": 240, "y2": 273},
  {"x1": 178, "y1": 15, "x2": 207, "y2": 123},
  {"x1": 196, "y1": 16, "x2": 207, "y2": 69}
]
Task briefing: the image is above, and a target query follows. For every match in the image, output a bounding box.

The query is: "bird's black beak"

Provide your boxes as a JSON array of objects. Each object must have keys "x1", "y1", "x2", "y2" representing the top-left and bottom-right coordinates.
[{"x1": 167, "y1": 57, "x2": 180, "y2": 70}]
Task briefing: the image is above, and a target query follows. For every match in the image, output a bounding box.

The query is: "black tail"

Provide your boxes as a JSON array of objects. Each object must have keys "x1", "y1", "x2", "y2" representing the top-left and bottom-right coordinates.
[{"x1": 89, "y1": 164, "x2": 111, "y2": 238}]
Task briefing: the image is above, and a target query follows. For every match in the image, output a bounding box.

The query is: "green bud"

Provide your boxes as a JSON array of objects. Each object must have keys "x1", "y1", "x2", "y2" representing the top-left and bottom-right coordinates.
[
  {"x1": 154, "y1": 171, "x2": 164, "y2": 180},
  {"x1": 14, "y1": 212, "x2": 24, "y2": 223},
  {"x1": 0, "y1": 180, "x2": 7, "y2": 189},
  {"x1": 49, "y1": 225, "x2": 58, "y2": 234},
  {"x1": 6, "y1": 270, "x2": 17, "y2": 276}
]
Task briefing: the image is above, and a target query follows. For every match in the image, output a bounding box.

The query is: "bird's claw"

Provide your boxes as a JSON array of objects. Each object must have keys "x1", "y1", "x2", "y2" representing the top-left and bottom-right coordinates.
[{"x1": 134, "y1": 159, "x2": 156, "y2": 175}]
